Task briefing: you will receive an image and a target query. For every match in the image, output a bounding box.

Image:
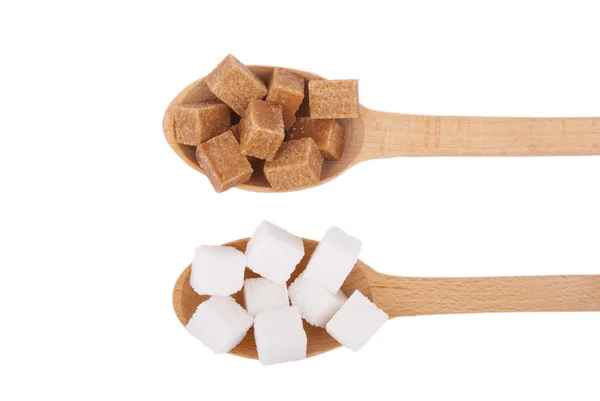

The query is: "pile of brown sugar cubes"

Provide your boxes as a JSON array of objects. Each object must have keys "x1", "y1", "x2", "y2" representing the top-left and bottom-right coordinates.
[{"x1": 174, "y1": 54, "x2": 359, "y2": 192}]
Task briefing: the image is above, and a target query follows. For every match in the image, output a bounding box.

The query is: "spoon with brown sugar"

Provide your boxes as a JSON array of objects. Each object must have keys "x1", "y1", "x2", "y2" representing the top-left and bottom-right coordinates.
[
  {"x1": 163, "y1": 65, "x2": 600, "y2": 193},
  {"x1": 173, "y1": 238, "x2": 600, "y2": 360}
]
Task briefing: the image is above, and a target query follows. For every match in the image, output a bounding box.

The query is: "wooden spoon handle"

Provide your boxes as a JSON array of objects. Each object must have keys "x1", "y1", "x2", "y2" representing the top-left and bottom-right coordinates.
[
  {"x1": 359, "y1": 108, "x2": 600, "y2": 159},
  {"x1": 370, "y1": 274, "x2": 600, "y2": 318}
]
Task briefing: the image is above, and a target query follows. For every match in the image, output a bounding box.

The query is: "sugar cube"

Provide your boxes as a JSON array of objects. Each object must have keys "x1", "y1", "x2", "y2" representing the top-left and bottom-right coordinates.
[
  {"x1": 229, "y1": 124, "x2": 263, "y2": 166},
  {"x1": 206, "y1": 54, "x2": 268, "y2": 116},
  {"x1": 243, "y1": 278, "x2": 289, "y2": 316},
  {"x1": 174, "y1": 101, "x2": 231, "y2": 146},
  {"x1": 245, "y1": 221, "x2": 304, "y2": 284},
  {"x1": 263, "y1": 138, "x2": 324, "y2": 191},
  {"x1": 326, "y1": 290, "x2": 388, "y2": 352},
  {"x1": 230, "y1": 123, "x2": 241, "y2": 142},
  {"x1": 190, "y1": 245, "x2": 246, "y2": 296},
  {"x1": 309, "y1": 79, "x2": 359, "y2": 119},
  {"x1": 239, "y1": 99, "x2": 285, "y2": 161},
  {"x1": 288, "y1": 273, "x2": 347, "y2": 327},
  {"x1": 302, "y1": 227, "x2": 362, "y2": 293},
  {"x1": 287, "y1": 117, "x2": 345, "y2": 160},
  {"x1": 186, "y1": 296, "x2": 254, "y2": 353},
  {"x1": 254, "y1": 306, "x2": 307, "y2": 365},
  {"x1": 265, "y1": 68, "x2": 305, "y2": 130},
  {"x1": 196, "y1": 131, "x2": 253, "y2": 192}
]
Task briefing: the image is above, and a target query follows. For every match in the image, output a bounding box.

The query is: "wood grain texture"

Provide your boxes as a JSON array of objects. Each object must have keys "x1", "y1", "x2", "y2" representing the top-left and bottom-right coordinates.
[
  {"x1": 358, "y1": 109, "x2": 600, "y2": 160},
  {"x1": 173, "y1": 237, "x2": 600, "y2": 360},
  {"x1": 368, "y1": 274, "x2": 600, "y2": 318},
  {"x1": 163, "y1": 66, "x2": 600, "y2": 193}
]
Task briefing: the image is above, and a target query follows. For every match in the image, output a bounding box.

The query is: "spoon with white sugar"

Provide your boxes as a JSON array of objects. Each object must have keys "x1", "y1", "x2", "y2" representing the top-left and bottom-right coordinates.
[
  {"x1": 163, "y1": 65, "x2": 600, "y2": 193},
  {"x1": 173, "y1": 237, "x2": 600, "y2": 360}
]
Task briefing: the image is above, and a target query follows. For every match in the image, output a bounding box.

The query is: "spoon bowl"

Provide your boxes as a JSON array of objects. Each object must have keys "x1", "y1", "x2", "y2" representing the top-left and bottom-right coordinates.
[
  {"x1": 173, "y1": 237, "x2": 600, "y2": 360},
  {"x1": 163, "y1": 66, "x2": 365, "y2": 192},
  {"x1": 173, "y1": 238, "x2": 372, "y2": 359},
  {"x1": 163, "y1": 65, "x2": 600, "y2": 193}
]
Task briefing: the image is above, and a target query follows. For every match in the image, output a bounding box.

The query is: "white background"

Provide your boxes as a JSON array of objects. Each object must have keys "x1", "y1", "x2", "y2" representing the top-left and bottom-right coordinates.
[{"x1": 1, "y1": 1, "x2": 599, "y2": 400}]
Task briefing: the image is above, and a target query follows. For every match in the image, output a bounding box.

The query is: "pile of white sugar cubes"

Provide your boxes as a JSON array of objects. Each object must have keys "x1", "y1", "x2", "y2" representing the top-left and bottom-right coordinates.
[{"x1": 185, "y1": 221, "x2": 389, "y2": 365}]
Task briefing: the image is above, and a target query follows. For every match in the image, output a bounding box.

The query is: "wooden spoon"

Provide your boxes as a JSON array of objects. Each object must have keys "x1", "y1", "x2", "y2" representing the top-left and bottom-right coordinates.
[
  {"x1": 173, "y1": 238, "x2": 600, "y2": 360},
  {"x1": 163, "y1": 66, "x2": 600, "y2": 193}
]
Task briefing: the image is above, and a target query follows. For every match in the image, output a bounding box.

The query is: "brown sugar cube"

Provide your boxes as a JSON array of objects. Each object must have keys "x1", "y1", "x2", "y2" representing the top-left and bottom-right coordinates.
[
  {"x1": 206, "y1": 54, "x2": 268, "y2": 116},
  {"x1": 308, "y1": 79, "x2": 359, "y2": 119},
  {"x1": 174, "y1": 101, "x2": 231, "y2": 146},
  {"x1": 239, "y1": 99, "x2": 285, "y2": 161},
  {"x1": 264, "y1": 138, "x2": 324, "y2": 191},
  {"x1": 196, "y1": 131, "x2": 253, "y2": 192},
  {"x1": 265, "y1": 68, "x2": 305, "y2": 130},
  {"x1": 230, "y1": 122, "x2": 261, "y2": 165},
  {"x1": 287, "y1": 117, "x2": 345, "y2": 161},
  {"x1": 230, "y1": 123, "x2": 241, "y2": 142}
]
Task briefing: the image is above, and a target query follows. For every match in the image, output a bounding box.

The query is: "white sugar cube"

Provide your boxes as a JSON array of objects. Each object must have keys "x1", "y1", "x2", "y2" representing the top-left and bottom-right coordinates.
[
  {"x1": 243, "y1": 278, "x2": 289, "y2": 316},
  {"x1": 326, "y1": 290, "x2": 388, "y2": 352},
  {"x1": 190, "y1": 245, "x2": 246, "y2": 296},
  {"x1": 245, "y1": 221, "x2": 304, "y2": 284},
  {"x1": 302, "y1": 227, "x2": 362, "y2": 293},
  {"x1": 254, "y1": 306, "x2": 307, "y2": 365},
  {"x1": 288, "y1": 273, "x2": 347, "y2": 327},
  {"x1": 186, "y1": 296, "x2": 254, "y2": 353}
]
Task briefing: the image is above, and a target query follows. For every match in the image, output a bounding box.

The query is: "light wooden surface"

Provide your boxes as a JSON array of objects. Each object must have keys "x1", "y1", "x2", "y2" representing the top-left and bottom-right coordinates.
[
  {"x1": 369, "y1": 273, "x2": 600, "y2": 317},
  {"x1": 163, "y1": 66, "x2": 600, "y2": 193},
  {"x1": 172, "y1": 238, "x2": 600, "y2": 360},
  {"x1": 358, "y1": 110, "x2": 600, "y2": 159}
]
